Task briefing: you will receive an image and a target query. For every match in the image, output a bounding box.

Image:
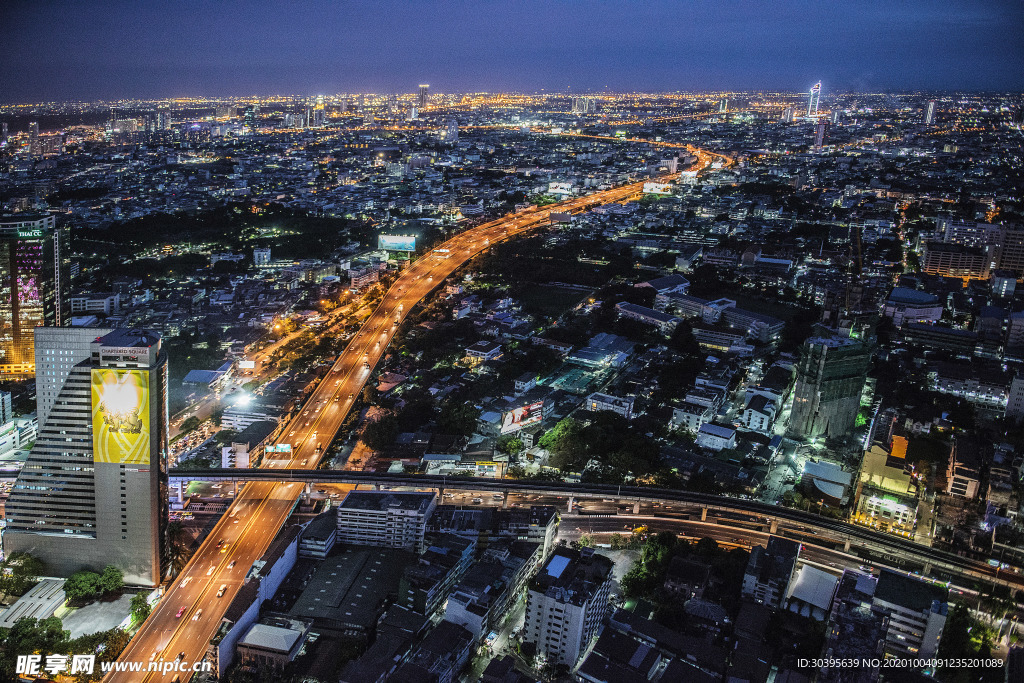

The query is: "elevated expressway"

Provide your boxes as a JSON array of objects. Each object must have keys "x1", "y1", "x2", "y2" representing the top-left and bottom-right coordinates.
[
  {"x1": 111, "y1": 156, "x2": 715, "y2": 680},
  {"x1": 171, "y1": 468, "x2": 1024, "y2": 595}
]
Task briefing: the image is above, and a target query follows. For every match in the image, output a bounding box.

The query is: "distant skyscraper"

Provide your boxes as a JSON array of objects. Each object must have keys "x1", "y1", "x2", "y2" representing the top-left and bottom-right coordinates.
[
  {"x1": 28, "y1": 121, "x2": 40, "y2": 156},
  {"x1": 925, "y1": 100, "x2": 937, "y2": 125},
  {"x1": 243, "y1": 105, "x2": 257, "y2": 130},
  {"x1": 0, "y1": 214, "x2": 69, "y2": 376},
  {"x1": 782, "y1": 107, "x2": 795, "y2": 123},
  {"x1": 814, "y1": 121, "x2": 829, "y2": 150},
  {"x1": 831, "y1": 109, "x2": 842, "y2": 125},
  {"x1": 4, "y1": 328, "x2": 169, "y2": 586},
  {"x1": 719, "y1": 98, "x2": 728, "y2": 113},
  {"x1": 156, "y1": 110, "x2": 171, "y2": 130},
  {"x1": 787, "y1": 329, "x2": 871, "y2": 440},
  {"x1": 807, "y1": 81, "x2": 821, "y2": 117},
  {"x1": 444, "y1": 118, "x2": 459, "y2": 143},
  {"x1": 418, "y1": 84, "x2": 430, "y2": 109},
  {"x1": 1, "y1": 122, "x2": 8, "y2": 144},
  {"x1": 408, "y1": 106, "x2": 419, "y2": 121}
]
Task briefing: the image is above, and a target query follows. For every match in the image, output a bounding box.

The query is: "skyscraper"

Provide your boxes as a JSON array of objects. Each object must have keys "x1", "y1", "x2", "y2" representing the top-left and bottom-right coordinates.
[
  {"x1": 719, "y1": 98, "x2": 728, "y2": 113},
  {"x1": 787, "y1": 329, "x2": 872, "y2": 440},
  {"x1": 925, "y1": 99, "x2": 937, "y2": 125},
  {"x1": 814, "y1": 121, "x2": 829, "y2": 150},
  {"x1": 243, "y1": 105, "x2": 258, "y2": 130},
  {"x1": 418, "y1": 84, "x2": 430, "y2": 109},
  {"x1": 782, "y1": 107, "x2": 795, "y2": 123},
  {"x1": 807, "y1": 81, "x2": 821, "y2": 117},
  {"x1": 0, "y1": 214, "x2": 70, "y2": 376},
  {"x1": 28, "y1": 121, "x2": 40, "y2": 156},
  {"x1": 444, "y1": 118, "x2": 459, "y2": 143},
  {"x1": 3, "y1": 328, "x2": 169, "y2": 586}
]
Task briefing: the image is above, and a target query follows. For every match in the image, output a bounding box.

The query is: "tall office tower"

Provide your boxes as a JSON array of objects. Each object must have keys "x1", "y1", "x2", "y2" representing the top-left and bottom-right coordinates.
[
  {"x1": 787, "y1": 329, "x2": 872, "y2": 440},
  {"x1": 358, "y1": 94, "x2": 366, "y2": 115},
  {"x1": 243, "y1": 105, "x2": 257, "y2": 130},
  {"x1": 28, "y1": 121, "x2": 40, "y2": 156},
  {"x1": 0, "y1": 214, "x2": 70, "y2": 376},
  {"x1": 156, "y1": 110, "x2": 171, "y2": 130},
  {"x1": 814, "y1": 121, "x2": 829, "y2": 150},
  {"x1": 444, "y1": 118, "x2": 459, "y2": 143},
  {"x1": 418, "y1": 84, "x2": 430, "y2": 109},
  {"x1": 339, "y1": 96, "x2": 348, "y2": 113},
  {"x1": 408, "y1": 106, "x2": 419, "y2": 121},
  {"x1": 831, "y1": 109, "x2": 842, "y2": 125},
  {"x1": 3, "y1": 328, "x2": 169, "y2": 586},
  {"x1": 2, "y1": 122, "x2": 9, "y2": 144},
  {"x1": 523, "y1": 547, "x2": 612, "y2": 667},
  {"x1": 925, "y1": 99, "x2": 937, "y2": 125},
  {"x1": 782, "y1": 107, "x2": 795, "y2": 123},
  {"x1": 0, "y1": 390, "x2": 11, "y2": 424},
  {"x1": 807, "y1": 81, "x2": 821, "y2": 117},
  {"x1": 719, "y1": 98, "x2": 728, "y2": 113}
]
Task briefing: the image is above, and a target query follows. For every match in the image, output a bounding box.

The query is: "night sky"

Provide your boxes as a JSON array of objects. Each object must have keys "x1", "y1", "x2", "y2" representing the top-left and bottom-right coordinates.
[{"x1": 1, "y1": 0, "x2": 1021, "y2": 101}]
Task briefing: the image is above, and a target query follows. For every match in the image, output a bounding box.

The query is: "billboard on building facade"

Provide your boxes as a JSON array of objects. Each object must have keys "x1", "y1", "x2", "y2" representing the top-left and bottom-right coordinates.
[
  {"x1": 92, "y1": 368, "x2": 150, "y2": 464},
  {"x1": 378, "y1": 235, "x2": 417, "y2": 251},
  {"x1": 500, "y1": 401, "x2": 543, "y2": 434}
]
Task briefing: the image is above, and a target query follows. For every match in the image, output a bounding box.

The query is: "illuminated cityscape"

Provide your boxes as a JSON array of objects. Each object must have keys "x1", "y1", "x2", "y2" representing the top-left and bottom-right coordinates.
[{"x1": 0, "y1": 1, "x2": 1022, "y2": 682}]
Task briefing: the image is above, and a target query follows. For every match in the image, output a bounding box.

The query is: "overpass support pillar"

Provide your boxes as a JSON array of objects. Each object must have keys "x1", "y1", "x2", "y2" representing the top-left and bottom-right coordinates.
[
  {"x1": 922, "y1": 562, "x2": 932, "y2": 576},
  {"x1": 701, "y1": 507, "x2": 708, "y2": 522},
  {"x1": 633, "y1": 500, "x2": 641, "y2": 515},
  {"x1": 304, "y1": 483, "x2": 312, "y2": 495},
  {"x1": 567, "y1": 496, "x2": 574, "y2": 513},
  {"x1": 176, "y1": 481, "x2": 184, "y2": 504},
  {"x1": 843, "y1": 539, "x2": 851, "y2": 553},
  {"x1": 769, "y1": 519, "x2": 779, "y2": 534},
  {"x1": 501, "y1": 493, "x2": 508, "y2": 509},
  {"x1": 233, "y1": 480, "x2": 238, "y2": 497},
  {"x1": 437, "y1": 487, "x2": 444, "y2": 501}
]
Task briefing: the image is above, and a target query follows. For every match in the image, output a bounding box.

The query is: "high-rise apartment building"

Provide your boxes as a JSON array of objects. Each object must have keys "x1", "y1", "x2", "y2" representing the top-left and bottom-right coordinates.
[
  {"x1": 924, "y1": 99, "x2": 937, "y2": 125},
  {"x1": 0, "y1": 214, "x2": 70, "y2": 376},
  {"x1": 788, "y1": 329, "x2": 872, "y2": 440},
  {"x1": 807, "y1": 81, "x2": 821, "y2": 117},
  {"x1": 719, "y1": 98, "x2": 728, "y2": 113},
  {"x1": 418, "y1": 84, "x2": 430, "y2": 109},
  {"x1": 782, "y1": 107, "x2": 795, "y2": 123},
  {"x1": 523, "y1": 547, "x2": 612, "y2": 667},
  {"x1": 3, "y1": 328, "x2": 169, "y2": 586},
  {"x1": 443, "y1": 119, "x2": 459, "y2": 143}
]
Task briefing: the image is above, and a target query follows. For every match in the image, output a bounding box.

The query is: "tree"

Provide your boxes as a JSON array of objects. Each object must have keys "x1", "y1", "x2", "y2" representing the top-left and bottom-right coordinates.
[
  {"x1": 98, "y1": 565, "x2": 124, "y2": 595},
  {"x1": 214, "y1": 429, "x2": 240, "y2": 445},
  {"x1": 166, "y1": 521, "x2": 191, "y2": 577},
  {"x1": 506, "y1": 464, "x2": 527, "y2": 479},
  {"x1": 363, "y1": 413, "x2": 399, "y2": 450},
  {"x1": 64, "y1": 571, "x2": 100, "y2": 604},
  {"x1": 131, "y1": 593, "x2": 152, "y2": 623},
  {"x1": 0, "y1": 552, "x2": 44, "y2": 599},
  {"x1": 437, "y1": 400, "x2": 481, "y2": 436},
  {"x1": 211, "y1": 407, "x2": 224, "y2": 427},
  {"x1": 497, "y1": 435, "x2": 524, "y2": 456},
  {"x1": 538, "y1": 418, "x2": 587, "y2": 471},
  {"x1": 179, "y1": 416, "x2": 201, "y2": 434}
]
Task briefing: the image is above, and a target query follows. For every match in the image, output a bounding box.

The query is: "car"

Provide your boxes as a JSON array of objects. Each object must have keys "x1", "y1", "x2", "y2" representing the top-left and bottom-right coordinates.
[
  {"x1": 176, "y1": 652, "x2": 186, "y2": 662},
  {"x1": 485, "y1": 631, "x2": 499, "y2": 647},
  {"x1": 216, "y1": 539, "x2": 224, "y2": 548},
  {"x1": 217, "y1": 584, "x2": 227, "y2": 598},
  {"x1": 220, "y1": 543, "x2": 229, "y2": 553},
  {"x1": 207, "y1": 565, "x2": 215, "y2": 576},
  {"x1": 192, "y1": 609, "x2": 202, "y2": 621},
  {"x1": 471, "y1": 497, "x2": 483, "y2": 504},
  {"x1": 228, "y1": 560, "x2": 236, "y2": 569},
  {"x1": 181, "y1": 577, "x2": 192, "y2": 587},
  {"x1": 175, "y1": 606, "x2": 186, "y2": 618},
  {"x1": 349, "y1": 393, "x2": 354, "y2": 399}
]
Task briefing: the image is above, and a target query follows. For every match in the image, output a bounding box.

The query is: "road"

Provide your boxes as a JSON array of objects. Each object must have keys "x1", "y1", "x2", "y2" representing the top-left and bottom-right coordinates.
[{"x1": 110, "y1": 155, "x2": 719, "y2": 681}]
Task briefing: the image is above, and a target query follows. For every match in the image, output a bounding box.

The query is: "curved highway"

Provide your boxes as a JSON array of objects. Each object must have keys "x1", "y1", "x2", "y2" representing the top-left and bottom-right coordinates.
[{"x1": 110, "y1": 154, "x2": 718, "y2": 680}]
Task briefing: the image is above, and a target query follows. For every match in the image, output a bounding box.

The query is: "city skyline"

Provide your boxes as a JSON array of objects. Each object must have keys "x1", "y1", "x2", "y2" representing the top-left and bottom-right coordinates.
[{"x1": 1, "y1": 0, "x2": 1022, "y2": 103}]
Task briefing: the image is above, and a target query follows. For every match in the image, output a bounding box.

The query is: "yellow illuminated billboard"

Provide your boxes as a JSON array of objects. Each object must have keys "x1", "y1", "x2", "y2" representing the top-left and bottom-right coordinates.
[{"x1": 92, "y1": 368, "x2": 151, "y2": 465}]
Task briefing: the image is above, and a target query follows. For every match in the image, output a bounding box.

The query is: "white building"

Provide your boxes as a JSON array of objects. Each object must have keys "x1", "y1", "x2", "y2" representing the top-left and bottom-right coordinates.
[
  {"x1": 669, "y1": 401, "x2": 714, "y2": 433},
  {"x1": 696, "y1": 423, "x2": 737, "y2": 451},
  {"x1": 584, "y1": 392, "x2": 634, "y2": 420},
  {"x1": 741, "y1": 395, "x2": 777, "y2": 434},
  {"x1": 524, "y1": 548, "x2": 613, "y2": 668},
  {"x1": 335, "y1": 491, "x2": 437, "y2": 552},
  {"x1": 872, "y1": 569, "x2": 948, "y2": 658},
  {"x1": 882, "y1": 287, "x2": 943, "y2": 327},
  {"x1": 253, "y1": 248, "x2": 271, "y2": 267}
]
